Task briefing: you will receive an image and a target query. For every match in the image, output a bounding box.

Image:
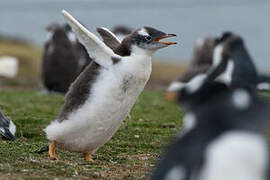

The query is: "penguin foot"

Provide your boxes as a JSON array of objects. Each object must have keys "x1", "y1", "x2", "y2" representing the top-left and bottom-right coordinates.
[
  {"x1": 49, "y1": 140, "x2": 58, "y2": 160},
  {"x1": 84, "y1": 153, "x2": 94, "y2": 162}
]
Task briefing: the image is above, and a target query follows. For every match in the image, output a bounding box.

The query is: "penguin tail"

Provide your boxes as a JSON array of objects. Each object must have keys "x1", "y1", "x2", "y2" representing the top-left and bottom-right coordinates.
[{"x1": 36, "y1": 143, "x2": 49, "y2": 154}]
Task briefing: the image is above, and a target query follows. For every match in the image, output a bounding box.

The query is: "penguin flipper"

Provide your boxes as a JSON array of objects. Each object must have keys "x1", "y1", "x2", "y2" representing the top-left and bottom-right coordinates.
[
  {"x1": 97, "y1": 27, "x2": 121, "y2": 51},
  {"x1": 62, "y1": 10, "x2": 121, "y2": 69}
]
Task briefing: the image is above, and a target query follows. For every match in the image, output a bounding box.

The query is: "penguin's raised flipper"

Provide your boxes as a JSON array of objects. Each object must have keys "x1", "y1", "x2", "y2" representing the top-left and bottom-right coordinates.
[
  {"x1": 97, "y1": 27, "x2": 121, "y2": 51},
  {"x1": 62, "y1": 10, "x2": 122, "y2": 69}
]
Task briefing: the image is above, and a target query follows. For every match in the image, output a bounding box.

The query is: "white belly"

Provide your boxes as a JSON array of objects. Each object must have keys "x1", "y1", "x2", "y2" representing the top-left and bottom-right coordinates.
[{"x1": 45, "y1": 60, "x2": 151, "y2": 153}]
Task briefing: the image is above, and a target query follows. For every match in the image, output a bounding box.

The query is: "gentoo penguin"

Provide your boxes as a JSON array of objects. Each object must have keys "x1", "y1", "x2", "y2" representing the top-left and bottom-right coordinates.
[
  {"x1": 0, "y1": 110, "x2": 16, "y2": 141},
  {"x1": 45, "y1": 10, "x2": 177, "y2": 161},
  {"x1": 174, "y1": 32, "x2": 270, "y2": 97},
  {"x1": 112, "y1": 25, "x2": 133, "y2": 41},
  {"x1": 151, "y1": 79, "x2": 270, "y2": 180},
  {"x1": 165, "y1": 37, "x2": 215, "y2": 101},
  {"x1": 205, "y1": 32, "x2": 270, "y2": 93},
  {"x1": 42, "y1": 23, "x2": 92, "y2": 93},
  {"x1": 42, "y1": 23, "x2": 80, "y2": 93},
  {"x1": 207, "y1": 32, "x2": 259, "y2": 92}
]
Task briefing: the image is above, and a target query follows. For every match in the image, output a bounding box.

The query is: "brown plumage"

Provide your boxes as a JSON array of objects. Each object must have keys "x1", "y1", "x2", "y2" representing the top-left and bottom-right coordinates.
[
  {"x1": 58, "y1": 61, "x2": 100, "y2": 122},
  {"x1": 41, "y1": 25, "x2": 79, "y2": 93}
]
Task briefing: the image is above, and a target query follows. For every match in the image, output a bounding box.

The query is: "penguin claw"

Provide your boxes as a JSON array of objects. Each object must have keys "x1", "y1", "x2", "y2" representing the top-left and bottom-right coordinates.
[{"x1": 49, "y1": 156, "x2": 58, "y2": 161}]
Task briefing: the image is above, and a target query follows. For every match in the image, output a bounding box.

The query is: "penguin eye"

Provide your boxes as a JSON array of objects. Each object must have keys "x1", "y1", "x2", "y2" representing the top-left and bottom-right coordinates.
[{"x1": 144, "y1": 36, "x2": 152, "y2": 41}]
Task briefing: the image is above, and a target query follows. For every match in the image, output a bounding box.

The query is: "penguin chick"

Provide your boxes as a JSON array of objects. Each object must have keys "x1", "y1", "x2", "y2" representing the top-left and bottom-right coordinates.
[
  {"x1": 42, "y1": 23, "x2": 80, "y2": 93},
  {"x1": 45, "y1": 10, "x2": 177, "y2": 161}
]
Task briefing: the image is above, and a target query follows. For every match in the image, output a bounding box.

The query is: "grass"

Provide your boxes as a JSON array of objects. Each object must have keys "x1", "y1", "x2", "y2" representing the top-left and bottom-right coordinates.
[{"x1": 0, "y1": 89, "x2": 184, "y2": 180}]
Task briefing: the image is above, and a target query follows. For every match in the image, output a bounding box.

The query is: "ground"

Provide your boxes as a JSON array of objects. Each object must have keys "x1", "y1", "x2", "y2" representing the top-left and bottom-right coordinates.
[{"x1": 0, "y1": 89, "x2": 184, "y2": 180}]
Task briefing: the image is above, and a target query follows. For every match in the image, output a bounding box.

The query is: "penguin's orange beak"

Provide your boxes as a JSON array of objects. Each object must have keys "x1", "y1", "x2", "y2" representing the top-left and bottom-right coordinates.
[
  {"x1": 154, "y1": 34, "x2": 177, "y2": 45},
  {"x1": 164, "y1": 91, "x2": 179, "y2": 102}
]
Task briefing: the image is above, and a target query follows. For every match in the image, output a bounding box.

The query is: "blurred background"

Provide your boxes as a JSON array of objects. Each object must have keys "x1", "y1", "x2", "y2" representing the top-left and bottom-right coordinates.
[{"x1": 0, "y1": 0, "x2": 269, "y2": 89}]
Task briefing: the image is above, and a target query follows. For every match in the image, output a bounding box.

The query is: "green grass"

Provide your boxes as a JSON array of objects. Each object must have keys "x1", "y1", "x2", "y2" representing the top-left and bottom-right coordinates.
[{"x1": 0, "y1": 89, "x2": 183, "y2": 180}]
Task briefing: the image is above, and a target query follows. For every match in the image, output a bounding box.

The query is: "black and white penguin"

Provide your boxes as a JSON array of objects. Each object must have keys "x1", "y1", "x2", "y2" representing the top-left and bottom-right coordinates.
[
  {"x1": 41, "y1": 23, "x2": 92, "y2": 93},
  {"x1": 45, "y1": 10, "x2": 177, "y2": 161},
  {"x1": 208, "y1": 32, "x2": 259, "y2": 92},
  {"x1": 112, "y1": 25, "x2": 133, "y2": 41},
  {"x1": 178, "y1": 32, "x2": 270, "y2": 96},
  {"x1": 0, "y1": 110, "x2": 16, "y2": 141},
  {"x1": 151, "y1": 80, "x2": 270, "y2": 180},
  {"x1": 207, "y1": 32, "x2": 270, "y2": 92},
  {"x1": 165, "y1": 37, "x2": 215, "y2": 101}
]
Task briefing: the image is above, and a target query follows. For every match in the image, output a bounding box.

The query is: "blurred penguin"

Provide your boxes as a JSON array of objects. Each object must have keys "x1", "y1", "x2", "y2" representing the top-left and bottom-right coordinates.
[
  {"x1": 165, "y1": 37, "x2": 215, "y2": 101},
  {"x1": 152, "y1": 81, "x2": 270, "y2": 180},
  {"x1": 112, "y1": 25, "x2": 133, "y2": 41},
  {"x1": 0, "y1": 110, "x2": 16, "y2": 141},
  {"x1": 64, "y1": 24, "x2": 92, "y2": 72},
  {"x1": 152, "y1": 33, "x2": 270, "y2": 180},
  {"x1": 41, "y1": 23, "x2": 92, "y2": 93}
]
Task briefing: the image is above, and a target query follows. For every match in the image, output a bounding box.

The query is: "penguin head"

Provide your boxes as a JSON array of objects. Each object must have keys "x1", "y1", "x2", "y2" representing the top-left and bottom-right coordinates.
[
  {"x1": 112, "y1": 25, "x2": 133, "y2": 35},
  {"x1": 45, "y1": 23, "x2": 76, "y2": 44},
  {"x1": 212, "y1": 32, "x2": 234, "y2": 66},
  {"x1": 112, "y1": 25, "x2": 133, "y2": 41},
  {"x1": 121, "y1": 26, "x2": 177, "y2": 53},
  {"x1": 213, "y1": 32, "x2": 245, "y2": 65}
]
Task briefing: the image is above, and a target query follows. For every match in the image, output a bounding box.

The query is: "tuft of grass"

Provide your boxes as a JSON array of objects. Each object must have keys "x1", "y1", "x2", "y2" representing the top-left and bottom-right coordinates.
[{"x1": 0, "y1": 89, "x2": 183, "y2": 179}]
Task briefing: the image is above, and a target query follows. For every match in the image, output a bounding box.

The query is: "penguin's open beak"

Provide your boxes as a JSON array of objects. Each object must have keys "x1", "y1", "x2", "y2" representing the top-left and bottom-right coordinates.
[{"x1": 154, "y1": 34, "x2": 177, "y2": 45}]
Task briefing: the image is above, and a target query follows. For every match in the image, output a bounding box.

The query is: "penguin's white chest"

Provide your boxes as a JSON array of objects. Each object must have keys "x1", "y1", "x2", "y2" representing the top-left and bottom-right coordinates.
[{"x1": 46, "y1": 57, "x2": 152, "y2": 153}]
